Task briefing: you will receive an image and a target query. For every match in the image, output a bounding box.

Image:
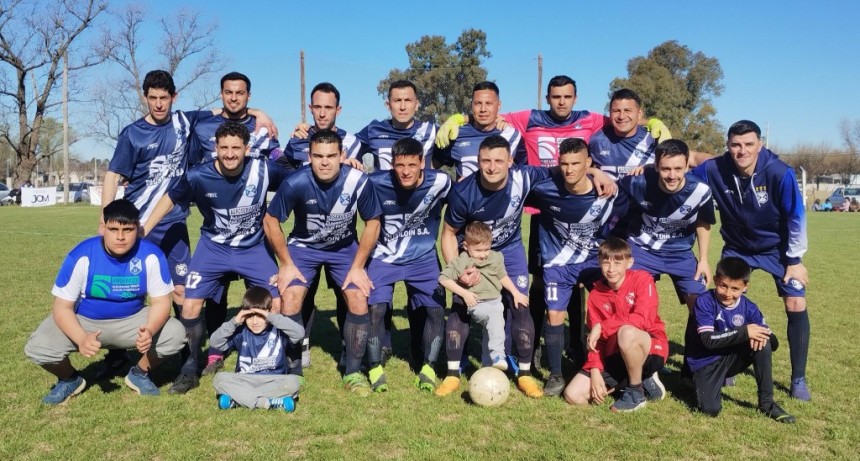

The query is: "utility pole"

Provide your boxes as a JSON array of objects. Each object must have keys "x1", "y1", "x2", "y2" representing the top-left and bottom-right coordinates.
[
  {"x1": 300, "y1": 50, "x2": 306, "y2": 124},
  {"x1": 62, "y1": 50, "x2": 70, "y2": 204},
  {"x1": 537, "y1": 53, "x2": 543, "y2": 110}
]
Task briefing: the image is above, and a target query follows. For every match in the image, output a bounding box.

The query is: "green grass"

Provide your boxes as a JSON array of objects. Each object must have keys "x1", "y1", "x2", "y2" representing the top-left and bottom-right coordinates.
[{"x1": 0, "y1": 205, "x2": 858, "y2": 460}]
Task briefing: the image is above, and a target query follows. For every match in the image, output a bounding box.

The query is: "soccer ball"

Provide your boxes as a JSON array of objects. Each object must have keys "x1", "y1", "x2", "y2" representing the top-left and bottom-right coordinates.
[{"x1": 468, "y1": 367, "x2": 510, "y2": 407}]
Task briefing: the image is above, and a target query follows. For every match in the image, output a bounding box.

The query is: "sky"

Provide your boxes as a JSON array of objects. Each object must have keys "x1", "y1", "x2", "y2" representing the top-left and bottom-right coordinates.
[{"x1": 62, "y1": 0, "x2": 860, "y2": 159}]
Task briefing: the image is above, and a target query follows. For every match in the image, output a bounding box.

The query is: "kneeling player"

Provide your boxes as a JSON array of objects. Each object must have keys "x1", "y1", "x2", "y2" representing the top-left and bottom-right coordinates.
[{"x1": 563, "y1": 238, "x2": 668, "y2": 412}]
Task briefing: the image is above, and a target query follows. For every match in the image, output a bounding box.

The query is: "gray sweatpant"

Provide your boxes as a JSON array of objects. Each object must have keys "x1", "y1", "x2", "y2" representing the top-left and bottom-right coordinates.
[
  {"x1": 468, "y1": 297, "x2": 505, "y2": 362},
  {"x1": 213, "y1": 372, "x2": 301, "y2": 409},
  {"x1": 24, "y1": 307, "x2": 186, "y2": 365}
]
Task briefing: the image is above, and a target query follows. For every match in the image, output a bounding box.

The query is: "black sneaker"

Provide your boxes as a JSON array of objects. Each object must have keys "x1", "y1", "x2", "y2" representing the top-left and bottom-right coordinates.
[
  {"x1": 759, "y1": 402, "x2": 796, "y2": 424},
  {"x1": 544, "y1": 374, "x2": 566, "y2": 397},
  {"x1": 94, "y1": 349, "x2": 130, "y2": 381},
  {"x1": 168, "y1": 373, "x2": 200, "y2": 395}
]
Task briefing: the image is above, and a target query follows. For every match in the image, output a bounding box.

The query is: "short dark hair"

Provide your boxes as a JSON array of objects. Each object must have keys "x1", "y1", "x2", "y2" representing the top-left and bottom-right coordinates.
[
  {"x1": 610, "y1": 88, "x2": 642, "y2": 108},
  {"x1": 559, "y1": 138, "x2": 588, "y2": 156},
  {"x1": 714, "y1": 257, "x2": 751, "y2": 283},
  {"x1": 220, "y1": 72, "x2": 251, "y2": 92},
  {"x1": 479, "y1": 134, "x2": 510, "y2": 154},
  {"x1": 547, "y1": 75, "x2": 577, "y2": 96},
  {"x1": 215, "y1": 121, "x2": 250, "y2": 145},
  {"x1": 143, "y1": 70, "x2": 176, "y2": 96},
  {"x1": 727, "y1": 120, "x2": 762, "y2": 139},
  {"x1": 388, "y1": 80, "x2": 417, "y2": 98},
  {"x1": 392, "y1": 137, "x2": 423, "y2": 160},
  {"x1": 472, "y1": 81, "x2": 499, "y2": 96},
  {"x1": 103, "y1": 199, "x2": 140, "y2": 226},
  {"x1": 655, "y1": 139, "x2": 689, "y2": 165},
  {"x1": 598, "y1": 237, "x2": 632, "y2": 261},
  {"x1": 311, "y1": 82, "x2": 340, "y2": 106},
  {"x1": 242, "y1": 286, "x2": 273, "y2": 311},
  {"x1": 309, "y1": 129, "x2": 343, "y2": 152}
]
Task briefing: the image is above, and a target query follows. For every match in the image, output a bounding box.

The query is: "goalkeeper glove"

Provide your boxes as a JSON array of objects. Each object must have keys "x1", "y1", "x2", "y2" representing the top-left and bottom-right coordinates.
[
  {"x1": 435, "y1": 113, "x2": 466, "y2": 149},
  {"x1": 646, "y1": 118, "x2": 672, "y2": 143}
]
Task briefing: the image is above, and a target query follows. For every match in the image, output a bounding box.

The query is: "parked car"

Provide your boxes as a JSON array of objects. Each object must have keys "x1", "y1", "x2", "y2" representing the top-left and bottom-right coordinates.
[
  {"x1": 0, "y1": 183, "x2": 10, "y2": 206},
  {"x1": 827, "y1": 186, "x2": 860, "y2": 209},
  {"x1": 56, "y1": 182, "x2": 91, "y2": 203}
]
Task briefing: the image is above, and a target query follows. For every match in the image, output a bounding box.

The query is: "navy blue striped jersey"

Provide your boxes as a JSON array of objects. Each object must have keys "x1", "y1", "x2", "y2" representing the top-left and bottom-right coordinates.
[
  {"x1": 267, "y1": 165, "x2": 382, "y2": 251},
  {"x1": 588, "y1": 126, "x2": 656, "y2": 180},
  {"x1": 435, "y1": 123, "x2": 525, "y2": 179},
  {"x1": 687, "y1": 290, "x2": 767, "y2": 372},
  {"x1": 109, "y1": 111, "x2": 201, "y2": 227},
  {"x1": 618, "y1": 169, "x2": 715, "y2": 254},
  {"x1": 356, "y1": 119, "x2": 436, "y2": 170},
  {"x1": 369, "y1": 169, "x2": 451, "y2": 264},
  {"x1": 169, "y1": 158, "x2": 288, "y2": 248},
  {"x1": 277, "y1": 127, "x2": 362, "y2": 169},
  {"x1": 188, "y1": 113, "x2": 279, "y2": 164},
  {"x1": 444, "y1": 166, "x2": 549, "y2": 250},
  {"x1": 528, "y1": 172, "x2": 621, "y2": 267}
]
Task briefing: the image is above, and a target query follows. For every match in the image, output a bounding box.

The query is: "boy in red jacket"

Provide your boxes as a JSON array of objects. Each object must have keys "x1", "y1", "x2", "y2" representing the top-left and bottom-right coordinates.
[{"x1": 563, "y1": 238, "x2": 669, "y2": 412}]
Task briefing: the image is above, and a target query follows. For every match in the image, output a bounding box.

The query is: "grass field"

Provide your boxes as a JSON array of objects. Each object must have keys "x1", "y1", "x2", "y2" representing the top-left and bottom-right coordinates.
[{"x1": 0, "y1": 205, "x2": 858, "y2": 460}]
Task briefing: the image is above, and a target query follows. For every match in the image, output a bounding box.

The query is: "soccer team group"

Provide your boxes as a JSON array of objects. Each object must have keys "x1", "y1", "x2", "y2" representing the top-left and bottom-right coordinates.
[{"x1": 23, "y1": 69, "x2": 809, "y2": 423}]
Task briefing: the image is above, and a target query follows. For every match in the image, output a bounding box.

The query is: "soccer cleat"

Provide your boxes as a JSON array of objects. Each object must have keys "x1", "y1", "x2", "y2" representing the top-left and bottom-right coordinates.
[
  {"x1": 543, "y1": 374, "x2": 566, "y2": 397},
  {"x1": 642, "y1": 372, "x2": 666, "y2": 401},
  {"x1": 517, "y1": 376, "x2": 544, "y2": 399},
  {"x1": 759, "y1": 402, "x2": 796, "y2": 423},
  {"x1": 434, "y1": 376, "x2": 461, "y2": 397},
  {"x1": 790, "y1": 377, "x2": 811, "y2": 401},
  {"x1": 611, "y1": 386, "x2": 647, "y2": 412},
  {"x1": 415, "y1": 364, "x2": 438, "y2": 393},
  {"x1": 124, "y1": 366, "x2": 160, "y2": 396},
  {"x1": 491, "y1": 355, "x2": 508, "y2": 371},
  {"x1": 218, "y1": 394, "x2": 237, "y2": 410},
  {"x1": 342, "y1": 372, "x2": 372, "y2": 397},
  {"x1": 201, "y1": 355, "x2": 224, "y2": 376},
  {"x1": 301, "y1": 339, "x2": 311, "y2": 369},
  {"x1": 168, "y1": 373, "x2": 200, "y2": 395},
  {"x1": 42, "y1": 375, "x2": 86, "y2": 405},
  {"x1": 723, "y1": 376, "x2": 736, "y2": 387},
  {"x1": 368, "y1": 365, "x2": 389, "y2": 393},
  {"x1": 267, "y1": 396, "x2": 296, "y2": 412},
  {"x1": 94, "y1": 349, "x2": 130, "y2": 381}
]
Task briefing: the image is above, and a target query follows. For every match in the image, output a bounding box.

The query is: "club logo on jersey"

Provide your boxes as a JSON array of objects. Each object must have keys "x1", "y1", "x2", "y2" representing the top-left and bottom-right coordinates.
[
  {"x1": 510, "y1": 195, "x2": 522, "y2": 209},
  {"x1": 589, "y1": 203, "x2": 602, "y2": 216},
  {"x1": 516, "y1": 275, "x2": 528, "y2": 289},
  {"x1": 129, "y1": 258, "x2": 142, "y2": 275},
  {"x1": 625, "y1": 292, "x2": 636, "y2": 305},
  {"x1": 680, "y1": 204, "x2": 692, "y2": 214},
  {"x1": 640, "y1": 201, "x2": 652, "y2": 209},
  {"x1": 423, "y1": 193, "x2": 436, "y2": 205},
  {"x1": 244, "y1": 184, "x2": 257, "y2": 198},
  {"x1": 602, "y1": 303, "x2": 612, "y2": 312},
  {"x1": 756, "y1": 190, "x2": 768, "y2": 205},
  {"x1": 731, "y1": 314, "x2": 745, "y2": 327},
  {"x1": 598, "y1": 150, "x2": 610, "y2": 157},
  {"x1": 267, "y1": 338, "x2": 277, "y2": 348},
  {"x1": 175, "y1": 263, "x2": 188, "y2": 277},
  {"x1": 339, "y1": 193, "x2": 351, "y2": 206},
  {"x1": 574, "y1": 124, "x2": 582, "y2": 130},
  {"x1": 633, "y1": 149, "x2": 647, "y2": 159}
]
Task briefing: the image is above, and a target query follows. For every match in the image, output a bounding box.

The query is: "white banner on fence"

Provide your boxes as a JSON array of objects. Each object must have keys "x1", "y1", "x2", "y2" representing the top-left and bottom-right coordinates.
[
  {"x1": 89, "y1": 186, "x2": 125, "y2": 206},
  {"x1": 21, "y1": 187, "x2": 56, "y2": 207}
]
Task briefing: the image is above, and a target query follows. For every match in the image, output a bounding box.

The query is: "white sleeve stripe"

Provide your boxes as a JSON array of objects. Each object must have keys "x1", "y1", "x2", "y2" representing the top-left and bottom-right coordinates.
[
  {"x1": 145, "y1": 254, "x2": 175, "y2": 297},
  {"x1": 51, "y1": 257, "x2": 89, "y2": 301}
]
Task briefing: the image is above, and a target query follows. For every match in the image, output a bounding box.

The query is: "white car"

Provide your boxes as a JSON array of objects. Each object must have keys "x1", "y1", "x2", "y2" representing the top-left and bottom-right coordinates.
[{"x1": 0, "y1": 183, "x2": 11, "y2": 205}]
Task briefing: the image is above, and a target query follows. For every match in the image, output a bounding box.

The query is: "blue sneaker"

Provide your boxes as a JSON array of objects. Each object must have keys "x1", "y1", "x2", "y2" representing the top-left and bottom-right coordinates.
[
  {"x1": 124, "y1": 366, "x2": 160, "y2": 396},
  {"x1": 790, "y1": 377, "x2": 811, "y2": 401},
  {"x1": 42, "y1": 375, "x2": 86, "y2": 405},
  {"x1": 642, "y1": 372, "x2": 666, "y2": 401},
  {"x1": 611, "y1": 386, "x2": 647, "y2": 413},
  {"x1": 267, "y1": 396, "x2": 296, "y2": 412},
  {"x1": 506, "y1": 355, "x2": 520, "y2": 376},
  {"x1": 218, "y1": 394, "x2": 236, "y2": 410}
]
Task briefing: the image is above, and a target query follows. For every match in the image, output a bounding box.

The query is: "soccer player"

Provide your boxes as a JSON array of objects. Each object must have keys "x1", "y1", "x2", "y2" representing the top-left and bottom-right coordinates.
[
  {"x1": 588, "y1": 89, "x2": 657, "y2": 180},
  {"x1": 436, "y1": 135, "x2": 548, "y2": 399},
  {"x1": 691, "y1": 120, "x2": 811, "y2": 401},
  {"x1": 434, "y1": 81, "x2": 524, "y2": 179},
  {"x1": 686, "y1": 257, "x2": 795, "y2": 423},
  {"x1": 24, "y1": 199, "x2": 185, "y2": 404},
  {"x1": 526, "y1": 138, "x2": 622, "y2": 396},
  {"x1": 364, "y1": 137, "x2": 451, "y2": 392},
  {"x1": 263, "y1": 130, "x2": 382, "y2": 396},
  {"x1": 563, "y1": 238, "x2": 668, "y2": 412},
  {"x1": 144, "y1": 121, "x2": 289, "y2": 394}
]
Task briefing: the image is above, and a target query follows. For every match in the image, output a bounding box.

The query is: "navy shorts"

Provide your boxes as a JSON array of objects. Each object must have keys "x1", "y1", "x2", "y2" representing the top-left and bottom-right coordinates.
[
  {"x1": 289, "y1": 243, "x2": 357, "y2": 290},
  {"x1": 146, "y1": 220, "x2": 191, "y2": 286},
  {"x1": 631, "y1": 244, "x2": 706, "y2": 304},
  {"x1": 722, "y1": 247, "x2": 805, "y2": 297},
  {"x1": 367, "y1": 253, "x2": 445, "y2": 308},
  {"x1": 184, "y1": 238, "x2": 279, "y2": 300},
  {"x1": 500, "y1": 243, "x2": 529, "y2": 295},
  {"x1": 543, "y1": 260, "x2": 601, "y2": 312}
]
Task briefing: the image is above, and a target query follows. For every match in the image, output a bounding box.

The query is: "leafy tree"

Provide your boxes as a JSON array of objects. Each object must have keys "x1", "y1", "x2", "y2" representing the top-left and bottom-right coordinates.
[
  {"x1": 378, "y1": 29, "x2": 490, "y2": 123},
  {"x1": 610, "y1": 40, "x2": 724, "y2": 152}
]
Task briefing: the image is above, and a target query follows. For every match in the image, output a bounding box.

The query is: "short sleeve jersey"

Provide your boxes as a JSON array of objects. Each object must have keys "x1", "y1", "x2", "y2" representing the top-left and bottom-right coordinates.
[
  {"x1": 435, "y1": 123, "x2": 524, "y2": 179},
  {"x1": 686, "y1": 290, "x2": 767, "y2": 372},
  {"x1": 369, "y1": 169, "x2": 451, "y2": 264},
  {"x1": 588, "y1": 126, "x2": 656, "y2": 180},
  {"x1": 356, "y1": 119, "x2": 437, "y2": 170},
  {"x1": 188, "y1": 112, "x2": 280, "y2": 164},
  {"x1": 267, "y1": 165, "x2": 382, "y2": 251},
  {"x1": 52, "y1": 237, "x2": 174, "y2": 320},
  {"x1": 502, "y1": 109, "x2": 606, "y2": 167},
  {"x1": 170, "y1": 158, "x2": 288, "y2": 248}
]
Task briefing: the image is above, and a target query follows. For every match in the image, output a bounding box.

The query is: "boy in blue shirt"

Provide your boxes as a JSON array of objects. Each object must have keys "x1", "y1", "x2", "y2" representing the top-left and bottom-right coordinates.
[{"x1": 687, "y1": 257, "x2": 795, "y2": 423}]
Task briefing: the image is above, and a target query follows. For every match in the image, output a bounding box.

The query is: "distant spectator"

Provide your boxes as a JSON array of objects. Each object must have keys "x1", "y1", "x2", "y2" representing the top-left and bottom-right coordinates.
[
  {"x1": 822, "y1": 198, "x2": 833, "y2": 212},
  {"x1": 811, "y1": 199, "x2": 822, "y2": 211},
  {"x1": 850, "y1": 198, "x2": 859, "y2": 212},
  {"x1": 840, "y1": 197, "x2": 850, "y2": 212}
]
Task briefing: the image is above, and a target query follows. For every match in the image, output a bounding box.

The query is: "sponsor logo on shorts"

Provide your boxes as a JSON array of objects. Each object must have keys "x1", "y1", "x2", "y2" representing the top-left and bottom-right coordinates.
[
  {"x1": 175, "y1": 263, "x2": 188, "y2": 277},
  {"x1": 787, "y1": 278, "x2": 804, "y2": 290},
  {"x1": 129, "y1": 258, "x2": 142, "y2": 275},
  {"x1": 516, "y1": 275, "x2": 528, "y2": 289}
]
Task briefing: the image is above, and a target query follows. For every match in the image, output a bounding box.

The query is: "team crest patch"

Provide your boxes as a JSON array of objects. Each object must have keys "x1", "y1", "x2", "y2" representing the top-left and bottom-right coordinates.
[
  {"x1": 589, "y1": 203, "x2": 602, "y2": 216},
  {"x1": 129, "y1": 258, "x2": 142, "y2": 275},
  {"x1": 244, "y1": 184, "x2": 257, "y2": 197},
  {"x1": 510, "y1": 195, "x2": 522, "y2": 208},
  {"x1": 516, "y1": 275, "x2": 528, "y2": 289},
  {"x1": 339, "y1": 193, "x2": 351, "y2": 206},
  {"x1": 732, "y1": 314, "x2": 745, "y2": 327},
  {"x1": 423, "y1": 193, "x2": 435, "y2": 205},
  {"x1": 175, "y1": 263, "x2": 188, "y2": 277},
  {"x1": 680, "y1": 204, "x2": 692, "y2": 214},
  {"x1": 756, "y1": 190, "x2": 769, "y2": 205},
  {"x1": 633, "y1": 148, "x2": 646, "y2": 159},
  {"x1": 625, "y1": 292, "x2": 635, "y2": 305}
]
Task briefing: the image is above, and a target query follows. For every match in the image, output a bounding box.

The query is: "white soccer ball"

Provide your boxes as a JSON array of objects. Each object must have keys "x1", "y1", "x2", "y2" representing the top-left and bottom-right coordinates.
[{"x1": 468, "y1": 367, "x2": 510, "y2": 407}]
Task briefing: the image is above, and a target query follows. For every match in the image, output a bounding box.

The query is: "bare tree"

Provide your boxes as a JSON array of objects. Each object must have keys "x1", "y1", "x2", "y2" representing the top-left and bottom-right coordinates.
[
  {"x1": 92, "y1": 4, "x2": 222, "y2": 141},
  {"x1": 780, "y1": 142, "x2": 835, "y2": 189},
  {"x1": 0, "y1": 0, "x2": 107, "y2": 184}
]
